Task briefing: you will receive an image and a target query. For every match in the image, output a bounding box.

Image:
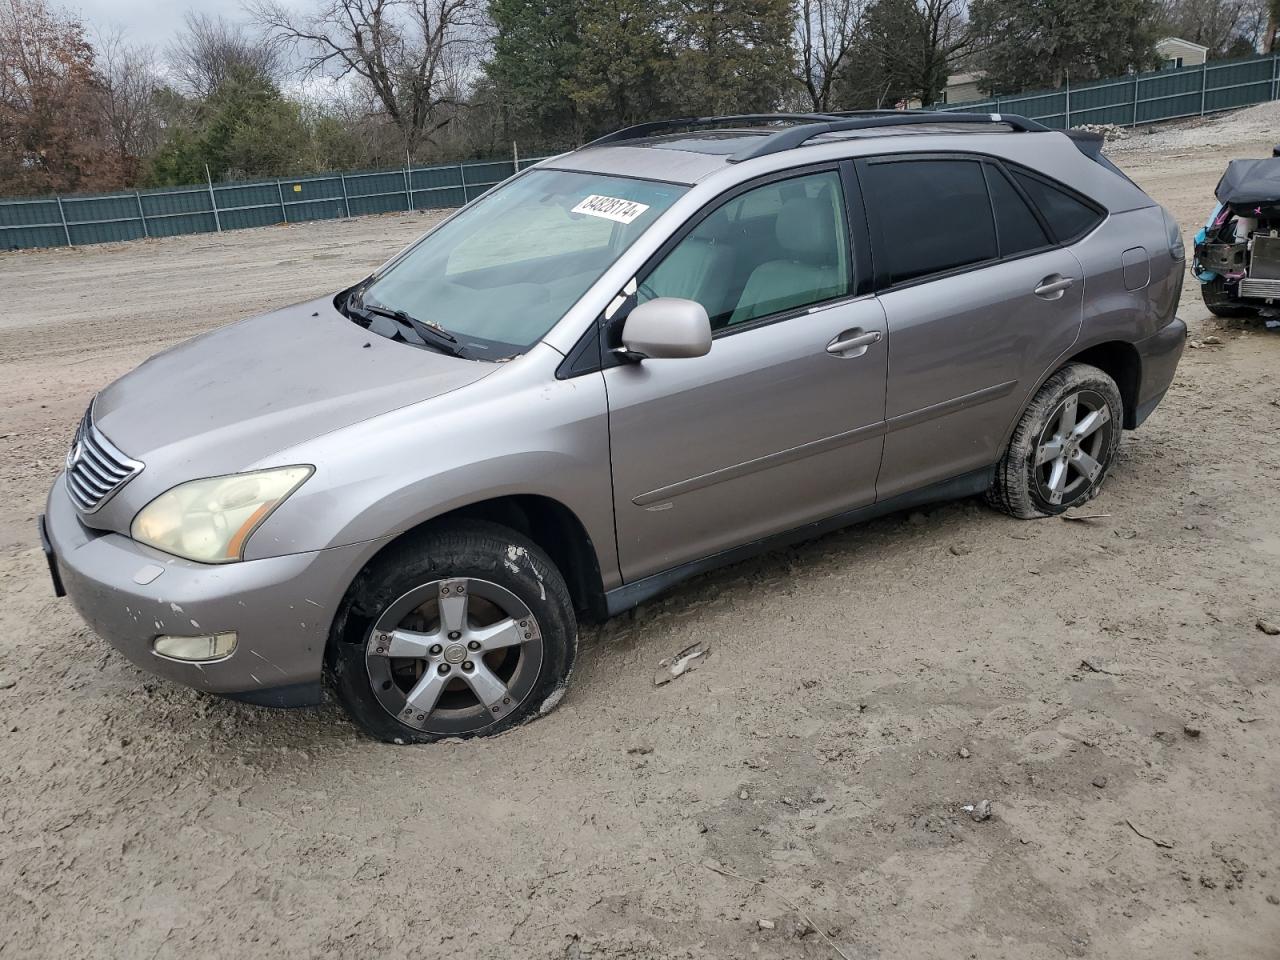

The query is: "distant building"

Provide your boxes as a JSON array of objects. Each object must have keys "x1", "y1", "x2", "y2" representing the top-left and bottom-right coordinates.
[
  {"x1": 1156, "y1": 37, "x2": 1209, "y2": 70},
  {"x1": 943, "y1": 71, "x2": 984, "y2": 105}
]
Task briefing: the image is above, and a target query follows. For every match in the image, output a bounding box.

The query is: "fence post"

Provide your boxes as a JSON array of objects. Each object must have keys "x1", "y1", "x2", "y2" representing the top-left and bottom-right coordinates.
[
  {"x1": 459, "y1": 163, "x2": 469, "y2": 204},
  {"x1": 404, "y1": 152, "x2": 413, "y2": 211},
  {"x1": 512, "y1": 141, "x2": 520, "y2": 175},
  {"x1": 205, "y1": 164, "x2": 222, "y2": 233},
  {"x1": 1272, "y1": 52, "x2": 1278, "y2": 102},
  {"x1": 55, "y1": 195, "x2": 72, "y2": 247},
  {"x1": 339, "y1": 172, "x2": 351, "y2": 218},
  {"x1": 1200, "y1": 61, "x2": 1208, "y2": 116},
  {"x1": 276, "y1": 179, "x2": 288, "y2": 223},
  {"x1": 135, "y1": 190, "x2": 149, "y2": 238},
  {"x1": 1132, "y1": 73, "x2": 1140, "y2": 126},
  {"x1": 1064, "y1": 74, "x2": 1071, "y2": 128}
]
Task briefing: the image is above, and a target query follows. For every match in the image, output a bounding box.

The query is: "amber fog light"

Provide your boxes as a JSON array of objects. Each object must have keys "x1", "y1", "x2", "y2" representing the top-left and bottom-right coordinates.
[{"x1": 153, "y1": 632, "x2": 237, "y2": 662}]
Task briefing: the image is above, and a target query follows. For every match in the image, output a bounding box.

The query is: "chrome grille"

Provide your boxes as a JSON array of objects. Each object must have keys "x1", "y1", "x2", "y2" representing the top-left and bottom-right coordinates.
[{"x1": 64, "y1": 406, "x2": 143, "y2": 513}]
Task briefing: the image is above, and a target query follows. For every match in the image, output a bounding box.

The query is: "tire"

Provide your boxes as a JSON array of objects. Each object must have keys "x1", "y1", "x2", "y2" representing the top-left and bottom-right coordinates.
[
  {"x1": 1201, "y1": 277, "x2": 1257, "y2": 319},
  {"x1": 327, "y1": 520, "x2": 577, "y2": 743},
  {"x1": 987, "y1": 363, "x2": 1124, "y2": 520}
]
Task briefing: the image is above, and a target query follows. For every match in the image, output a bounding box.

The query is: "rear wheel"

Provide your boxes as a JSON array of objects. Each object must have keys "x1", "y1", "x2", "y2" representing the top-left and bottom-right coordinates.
[
  {"x1": 328, "y1": 521, "x2": 577, "y2": 743},
  {"x1": 987, "y1": 363, "x2": 1123, "y2": 519},
  {"x1": 1202, "y1": 277, "x2": 1257, "y2": 318}
]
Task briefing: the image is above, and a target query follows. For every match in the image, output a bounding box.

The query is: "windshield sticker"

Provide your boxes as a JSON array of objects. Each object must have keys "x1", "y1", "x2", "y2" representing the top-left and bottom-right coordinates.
[{"x1": 571, "y1": 195, "x2": 650, "y2": 224}]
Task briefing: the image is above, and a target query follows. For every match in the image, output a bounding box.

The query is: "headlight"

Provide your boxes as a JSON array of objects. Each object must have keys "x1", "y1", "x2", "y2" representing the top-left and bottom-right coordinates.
[{"x1": 131, "y1": 466, "x2": 313, "y2": 563}]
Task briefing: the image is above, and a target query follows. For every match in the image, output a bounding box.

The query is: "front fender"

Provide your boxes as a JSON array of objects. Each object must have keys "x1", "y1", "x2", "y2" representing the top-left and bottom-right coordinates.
[{"x1": 243, "y1": 344, "x2": 621, "y2": 590}]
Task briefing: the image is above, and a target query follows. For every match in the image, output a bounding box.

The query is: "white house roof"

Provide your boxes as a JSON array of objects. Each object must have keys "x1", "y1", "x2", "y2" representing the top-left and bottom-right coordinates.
[{"x1": 1157, "y1": 36, "x2": 1210, "y2": 53}]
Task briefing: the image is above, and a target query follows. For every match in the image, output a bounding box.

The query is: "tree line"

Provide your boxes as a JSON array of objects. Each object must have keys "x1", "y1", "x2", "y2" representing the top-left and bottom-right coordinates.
[{"x1": 0, "y1": 0, "x2": 1275, "y2": 197}]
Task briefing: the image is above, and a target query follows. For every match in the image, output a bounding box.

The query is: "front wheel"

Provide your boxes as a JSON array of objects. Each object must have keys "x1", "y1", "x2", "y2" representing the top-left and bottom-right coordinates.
[
  {"x1": 328, "y1": 521, "x2": 578, "y2": 743},
  {"x1": 1201, "y1": 277, "x2": 1257, "y2": 319},
  {"x1": 987, "y1": 363, "x2": 1124, "y2": 519}
]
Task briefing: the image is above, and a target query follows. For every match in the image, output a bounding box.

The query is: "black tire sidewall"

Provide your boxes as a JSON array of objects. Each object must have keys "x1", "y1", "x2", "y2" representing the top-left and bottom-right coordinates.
[
  {"x1": 327, "y1": 521, "x2": 577, "y2": 743},
  {"x1": 1202, "y1": 279, "x2": 1256, "y2": 318}
]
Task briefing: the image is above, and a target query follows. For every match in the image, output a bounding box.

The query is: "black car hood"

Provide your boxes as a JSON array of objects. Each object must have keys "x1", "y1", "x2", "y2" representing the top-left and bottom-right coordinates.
[{"x1": 1216, "y1": 158, "x2": 1280, "y2": 215}]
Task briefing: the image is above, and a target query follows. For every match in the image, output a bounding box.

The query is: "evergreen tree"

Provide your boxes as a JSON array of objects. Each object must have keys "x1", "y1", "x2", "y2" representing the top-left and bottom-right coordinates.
[
  {"x1": 484, "y1": 0, "x2": 583, "y2": 144},
  {"x1": 833, "y1": 0, "x2": 968, "y2": 109},
  {"x1": 969, "y1": 0, "x2": 1161, "y2": 94},
  {"x1": 148, "y1": 67, "x2": 310, "y2": 184},
  {"x1": 667, "y1": 0, "x2": 795, "y2": 116},
  {"x1": 568, "y1": 0, "x2": 673, "y2": 135}
]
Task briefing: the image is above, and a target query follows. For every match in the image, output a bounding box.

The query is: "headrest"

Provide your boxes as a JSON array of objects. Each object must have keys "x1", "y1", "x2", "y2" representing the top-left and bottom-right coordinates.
[{"x1": 775, "y1": 194, "x2": 835, "y2": 262}]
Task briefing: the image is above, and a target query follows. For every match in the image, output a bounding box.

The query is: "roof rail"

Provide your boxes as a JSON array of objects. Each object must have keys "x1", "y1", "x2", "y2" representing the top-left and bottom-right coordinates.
[
  {"x1": 584, "y1": 114, "x2": 840, "y2": 149},
  {"x1": 728, "y1": 111, "x2": 1049, "y2": 162}
]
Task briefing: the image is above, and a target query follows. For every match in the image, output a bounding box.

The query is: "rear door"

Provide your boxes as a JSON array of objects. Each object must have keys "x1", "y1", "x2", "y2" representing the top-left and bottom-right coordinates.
[
  {"x1": 859, "y1": 154, "x2": 1087, "y2": 500},
  {"x1": 603, "y1": 165, "x2": 888, "y2": 582}
]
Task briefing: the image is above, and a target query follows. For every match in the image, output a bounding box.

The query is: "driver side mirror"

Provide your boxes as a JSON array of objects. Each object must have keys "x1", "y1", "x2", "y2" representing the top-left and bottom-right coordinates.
[{"x1": 620, "y1": 297, "x2": 712, "y2": 360}]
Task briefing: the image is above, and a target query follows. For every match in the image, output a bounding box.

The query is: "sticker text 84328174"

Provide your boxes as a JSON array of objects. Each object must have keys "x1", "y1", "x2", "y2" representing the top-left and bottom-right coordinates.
[{"x1": 571, "y1": 195, "x2": 651, "y2": 225}]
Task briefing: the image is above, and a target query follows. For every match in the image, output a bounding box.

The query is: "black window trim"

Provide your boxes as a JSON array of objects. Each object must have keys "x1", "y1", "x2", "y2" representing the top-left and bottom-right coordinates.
[
  {"x1": 1003, "y1": 161, "x2": 1108, "y2": 246},
  {"x1": 979, "y1": 160, "x2": 1056, "y2": 261},
  {"x1": 558, "y1": 159, "x2": 874, "y2": 379},
  {"x1": 855, "y1": 149, "x2": 1108, "y2": 295},
  {"x1": 858, "y1": 152, "x2": 999, "y2": 292}
]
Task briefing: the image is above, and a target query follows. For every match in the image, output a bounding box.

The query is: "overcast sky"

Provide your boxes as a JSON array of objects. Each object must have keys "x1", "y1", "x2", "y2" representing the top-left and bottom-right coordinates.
[{"x1": 72, "y1": 0, "x2": 301, "y2": 48}]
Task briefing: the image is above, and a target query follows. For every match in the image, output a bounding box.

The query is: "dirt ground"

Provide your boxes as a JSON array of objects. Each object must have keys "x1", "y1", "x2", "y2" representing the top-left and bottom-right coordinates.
[{"x1": 2, "y1": 110, "x2": 1279, "y2": 960}]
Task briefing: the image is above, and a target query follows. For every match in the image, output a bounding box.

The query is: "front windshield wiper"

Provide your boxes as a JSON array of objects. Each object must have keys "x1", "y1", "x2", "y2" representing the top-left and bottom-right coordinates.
[{"x1": 348, "y1": 298, "x2": 467, "y2": 359}]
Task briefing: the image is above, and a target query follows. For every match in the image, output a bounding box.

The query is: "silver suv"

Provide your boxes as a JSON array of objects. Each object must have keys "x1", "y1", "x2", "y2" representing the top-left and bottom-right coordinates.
[{"x1": 40, "y1": 112, "x2": 1187, "y2": 743}]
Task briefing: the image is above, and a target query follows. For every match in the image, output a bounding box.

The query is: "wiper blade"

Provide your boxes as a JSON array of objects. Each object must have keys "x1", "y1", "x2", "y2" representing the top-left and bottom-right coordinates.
[{"x1": 351, "y1": 300, "x2": 467, "y2": 358}]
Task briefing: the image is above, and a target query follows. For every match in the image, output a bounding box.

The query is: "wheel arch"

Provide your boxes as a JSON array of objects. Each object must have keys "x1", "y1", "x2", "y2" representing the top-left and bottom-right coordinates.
[
  {"x1": 346, "y1": 494, "x2": 609, "y2": 624},
  {"x1": 1006, "y1": 339, "x2": 1142, "y2": 449},
  {"x1": 1063, "y1": 340, "x2": 1141, "y2": 429}
]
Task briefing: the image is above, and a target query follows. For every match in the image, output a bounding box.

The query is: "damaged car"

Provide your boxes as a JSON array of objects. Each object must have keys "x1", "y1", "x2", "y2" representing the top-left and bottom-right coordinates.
[
  {"x1": 1194, "y1": 146, "x2": 1280, "y2": 319},
  {"x1": 40, "y1": 111, "x2": 1186, "y2": 744}
]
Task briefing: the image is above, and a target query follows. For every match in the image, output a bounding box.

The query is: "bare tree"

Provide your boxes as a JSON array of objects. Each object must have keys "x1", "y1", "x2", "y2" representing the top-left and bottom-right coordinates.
[
  {"x1": 1263, "y1": 0, "x2": 1279, "y2": 51},
  {"x1": 1158, "y1": 0, "x2": 1266, "y2": 55},
  {"x1": 94, "y1": 28, "x2": 163, "y2": 176},
  {"x1": 795, "y1": 0, "x2": 865, "y2": 111},
  {"x1": 250, "y1": 0, "x2": 482, "y2": 152},
  {"x1": 0, "y1": 0, "x2": 122, "y2": 193},
  {"x1": 168, "y1": 11, "x2": 281, "y2": 98},
  {"x1": 913, "y1": 0, "x2": 969, "y2": 105}
]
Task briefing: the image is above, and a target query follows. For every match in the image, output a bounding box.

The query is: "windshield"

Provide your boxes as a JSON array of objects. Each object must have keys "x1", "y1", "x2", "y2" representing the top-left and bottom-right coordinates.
[{"x1": 356, "y1": 169, "x2": 687, "y2": 359}]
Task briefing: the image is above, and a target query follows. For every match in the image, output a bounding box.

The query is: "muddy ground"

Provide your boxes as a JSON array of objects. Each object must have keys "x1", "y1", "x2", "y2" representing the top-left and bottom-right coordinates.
[{"x1": 1, "y1": 111, "x2": 1279, "y2": 960}]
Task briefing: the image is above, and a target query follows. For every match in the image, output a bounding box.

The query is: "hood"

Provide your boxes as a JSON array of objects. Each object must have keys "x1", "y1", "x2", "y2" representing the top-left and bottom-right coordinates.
[
  {"x1": 89, "y1": 297, "x2": 495, "y2": 523},
  {"x1": 1215, "y1": 158, "x2": 1280, "y2": 216}
]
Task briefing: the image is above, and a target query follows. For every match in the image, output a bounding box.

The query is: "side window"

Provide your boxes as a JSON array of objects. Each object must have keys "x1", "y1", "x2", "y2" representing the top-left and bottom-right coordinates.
[
  {"x1": 862, "y1": 159, "x2": 996, "y2": 284},
  {"x1": 985, "y1": 164, "x2": 1050, "y2": 257},
  {"x1": 639, "y1": 170, "x2": 851, "y2": 331},
  {"x1": 1010, "y1": 169, "x2": 1103, "y2": 243}
]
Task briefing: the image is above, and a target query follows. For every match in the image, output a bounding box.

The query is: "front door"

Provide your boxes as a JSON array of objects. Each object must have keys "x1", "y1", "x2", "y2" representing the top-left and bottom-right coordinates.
[{"x1": 603, "y1": 167, "x2": 888, "y2": 583}]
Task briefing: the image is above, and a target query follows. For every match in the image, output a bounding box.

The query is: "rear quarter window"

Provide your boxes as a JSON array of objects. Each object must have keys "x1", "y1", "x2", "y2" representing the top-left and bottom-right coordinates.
[
  {"x1": 1010, "y1": 169, "x2": 1104, "y2": 244},
  {"x1": 985, "y1": 164, "x2": 1051, "y2": 257}
]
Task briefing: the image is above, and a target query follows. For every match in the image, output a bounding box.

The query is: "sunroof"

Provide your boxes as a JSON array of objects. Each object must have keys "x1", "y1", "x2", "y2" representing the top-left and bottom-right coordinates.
[{"x1": 634, "y1": 131, "x2": 771, "y2": 155}]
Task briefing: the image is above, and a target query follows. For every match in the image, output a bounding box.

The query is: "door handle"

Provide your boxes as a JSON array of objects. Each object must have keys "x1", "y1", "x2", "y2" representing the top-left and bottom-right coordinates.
[
  {"x1": 826, "y1": 329, "x2": 881, "y2": 357},
  {"x1": 1034, "y1": 275, "x2": 1076, "y2": 299}
]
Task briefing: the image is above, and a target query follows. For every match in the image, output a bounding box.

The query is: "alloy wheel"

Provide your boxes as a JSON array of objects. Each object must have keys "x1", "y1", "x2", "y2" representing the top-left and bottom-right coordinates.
[
  {"x1": 1033, "y1": 389, "x2": 1112, "y2": 506},
  {"x1": 365, "y1": 577, "x2": 544, "y2": 735}
]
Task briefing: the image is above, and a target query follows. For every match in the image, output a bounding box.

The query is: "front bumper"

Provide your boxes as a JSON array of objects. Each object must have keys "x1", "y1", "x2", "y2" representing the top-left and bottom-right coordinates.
[
  {"x1": 43, "y1": 475, "x2": 387, "y2": 706},
  {"x1": 1131, "y1": 316, "x2": 1187, "y2": 428}
]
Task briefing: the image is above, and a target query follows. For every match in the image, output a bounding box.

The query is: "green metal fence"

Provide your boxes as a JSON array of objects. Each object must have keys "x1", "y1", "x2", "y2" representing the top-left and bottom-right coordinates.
[
  {"x1": 0, "y1": 154, "x2": 552, "y2": 252},
  {"x1": 935, "y1": 51, "x2": 1280, "y2": 128},
  {"x1": 5, "y1": 51, "x2": 1280, "y2": 252}
]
